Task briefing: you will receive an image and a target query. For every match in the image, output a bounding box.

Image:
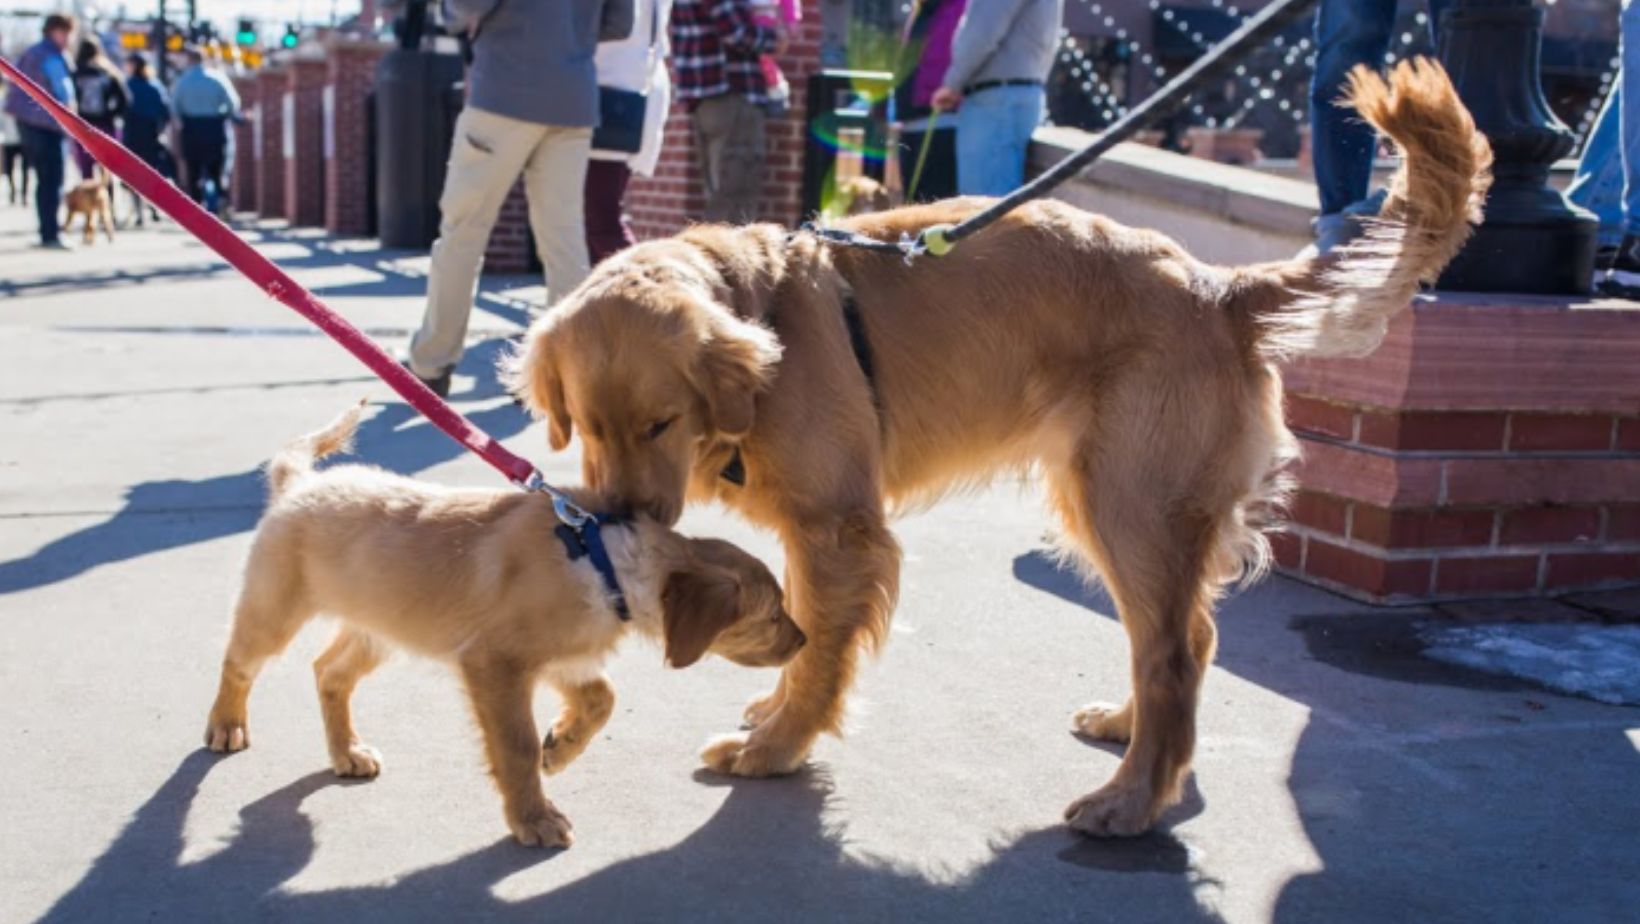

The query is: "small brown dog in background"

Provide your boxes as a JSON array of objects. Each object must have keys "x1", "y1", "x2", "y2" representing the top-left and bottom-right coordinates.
[
  {"x1": 203, "y1": 404, "x2": 805, "y2": 848},
  {"x1": 63, "y1": 166, "x2": 115, "y2": 244},
  {"x1": 836, "y1": 175, "x2": 898, "y2": 216}
]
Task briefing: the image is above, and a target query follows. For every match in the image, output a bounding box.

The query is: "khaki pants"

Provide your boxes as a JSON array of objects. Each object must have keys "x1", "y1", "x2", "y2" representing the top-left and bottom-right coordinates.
[
  {"x1": 692, "y1": 94, "x2": 766, "y2": 224},
  {"x1": 409, "y1": 107, "x2": 592, "y2": 377}
]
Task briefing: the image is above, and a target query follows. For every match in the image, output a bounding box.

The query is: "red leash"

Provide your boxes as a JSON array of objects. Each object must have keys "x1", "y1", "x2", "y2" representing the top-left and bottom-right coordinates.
[{"x1": 0, "y1": 55, "x2": 542, "y2": 489}]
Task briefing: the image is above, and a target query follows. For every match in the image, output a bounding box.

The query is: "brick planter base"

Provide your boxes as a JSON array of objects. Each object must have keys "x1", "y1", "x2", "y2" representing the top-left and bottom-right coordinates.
[{"x1": 1278, "y1": 292, "x2": 1640, "y2": 603}]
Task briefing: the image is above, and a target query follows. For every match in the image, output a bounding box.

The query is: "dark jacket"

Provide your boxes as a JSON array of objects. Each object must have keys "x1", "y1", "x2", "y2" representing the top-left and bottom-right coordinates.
[
  {"x1": 73, "y1": 64, "x2": 129, "y2": 125},
  {"x1": 447, "y1": 0, "x2": 635, "y2": 126}
]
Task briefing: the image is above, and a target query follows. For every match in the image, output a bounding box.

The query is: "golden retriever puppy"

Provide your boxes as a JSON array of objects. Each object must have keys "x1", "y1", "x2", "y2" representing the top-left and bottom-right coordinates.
[
  {"x1": 511, "y1": 61, "x2": 1491, "y2": 836},
  {"x1": 63, "y1": 167, "x2": 114, "y2": 245},
  {"x1": 203, "y1": 405, "x2": 805, "y2": 848}
]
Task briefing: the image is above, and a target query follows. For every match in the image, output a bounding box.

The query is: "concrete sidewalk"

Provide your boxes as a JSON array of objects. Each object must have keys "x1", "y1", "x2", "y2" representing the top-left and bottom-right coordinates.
[{"x1": 1, "y1": 207, "x2": 1636, "y2": 923}]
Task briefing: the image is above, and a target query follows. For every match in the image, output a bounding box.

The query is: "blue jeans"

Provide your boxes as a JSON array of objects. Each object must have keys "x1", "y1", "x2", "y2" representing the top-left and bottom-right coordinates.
[
  {"x1": 1310, "y1": 0, "x2": 1447, "y2": 217},
  {"x1": 1568, "y1": 0, "x2": 1640, "y2": 243},
  {"x1": 18, "y1": 122, "x2": 65, "y2": 244},
  {"x1": 956, "y1": 84, "x2": 1044, "y2": 196}
]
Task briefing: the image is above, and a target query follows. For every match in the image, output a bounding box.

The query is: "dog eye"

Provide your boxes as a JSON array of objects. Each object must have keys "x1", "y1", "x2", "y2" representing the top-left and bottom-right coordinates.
[{"x1": 645, "y1": 417, "x2": 676, "y2": 440}]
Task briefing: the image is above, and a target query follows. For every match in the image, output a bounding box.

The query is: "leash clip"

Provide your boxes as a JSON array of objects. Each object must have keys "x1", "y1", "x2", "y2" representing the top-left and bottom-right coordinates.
[{"x1": 518, "y1": 471, "x2": 592, "y2": 531}]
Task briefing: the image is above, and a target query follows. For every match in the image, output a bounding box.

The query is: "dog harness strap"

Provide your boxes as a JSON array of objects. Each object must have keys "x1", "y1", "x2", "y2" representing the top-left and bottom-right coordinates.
[
  {"x1": 553, "y1": 517, "x2": 631, "y2": 621},
  {"x1": 0, "y1": 54, "x2": 543, "y2": 490}
]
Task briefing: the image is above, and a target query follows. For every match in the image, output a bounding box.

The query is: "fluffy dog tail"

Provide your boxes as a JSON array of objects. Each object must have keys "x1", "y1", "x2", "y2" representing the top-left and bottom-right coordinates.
[
  {"x1": 266, "y1": 401, "x2": 365, "y2": 500},
  {"x1": 1232, "y1": 58, "x2": 1492, "y2": 358}
]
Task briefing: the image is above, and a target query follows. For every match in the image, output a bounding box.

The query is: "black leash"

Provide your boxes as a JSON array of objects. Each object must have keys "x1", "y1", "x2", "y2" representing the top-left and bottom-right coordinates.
[{"x1": 803, "y1": 0, "x2": 1318, "y2": 261}]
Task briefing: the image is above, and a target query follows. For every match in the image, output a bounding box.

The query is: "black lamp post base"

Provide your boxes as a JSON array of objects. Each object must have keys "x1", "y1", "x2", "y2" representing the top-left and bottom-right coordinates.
[
  {"x1": 1437, "y1": 0, "x2": 1597, "y2": 296},
  {"x1": 1439, "y1": 214, "x2": 1599, "y2": 296}
]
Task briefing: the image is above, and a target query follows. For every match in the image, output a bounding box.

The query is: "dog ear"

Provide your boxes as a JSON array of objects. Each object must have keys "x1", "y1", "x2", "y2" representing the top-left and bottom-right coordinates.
[
  {"x1": 661, "y1": 566, "x2": 743, "y2": 669},
  {"x1": 507, "y1": 324, "x2": 574, "y2": 451},
  {"x1": 694, "y1": 313, "x2": 782, "y2": 438}
]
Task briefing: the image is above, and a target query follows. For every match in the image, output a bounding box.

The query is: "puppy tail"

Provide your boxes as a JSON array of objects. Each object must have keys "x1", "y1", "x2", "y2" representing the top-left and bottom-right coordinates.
[
  {"x1": 1232, "y1": 58, "x2": 1492, "y2": 359},
  {"x1": 266, "y1": 400, "x2": 366, "y2": 500}
]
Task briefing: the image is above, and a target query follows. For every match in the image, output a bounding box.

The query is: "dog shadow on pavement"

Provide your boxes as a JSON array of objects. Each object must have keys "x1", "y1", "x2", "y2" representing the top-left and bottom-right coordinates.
[
  {"x1": 36, "y1": 753, "x2": 1227, "y2": 924},
  {"x1": 1011, "y1": 548, "x2": 1640, "y2": 921},
  {"x1": 0, "y1": 338, "x2": 527, "y2": 598}
]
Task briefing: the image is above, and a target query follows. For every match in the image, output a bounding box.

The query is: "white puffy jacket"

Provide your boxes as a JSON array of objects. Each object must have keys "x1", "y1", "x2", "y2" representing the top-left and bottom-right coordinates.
[{"x1": 591, "y1": 0, "x2": 673, "y2": 177}]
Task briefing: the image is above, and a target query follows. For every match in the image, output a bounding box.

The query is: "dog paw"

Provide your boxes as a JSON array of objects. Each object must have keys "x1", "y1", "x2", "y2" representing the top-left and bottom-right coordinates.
[
  {"x1": 330, "y1": 744, "x2": 383, "y2": 778},
  {"x1": 540, "y1": 726, "x2": 591, "y2": 777},
  {"x1": 699, "y1": 732, "x2": 804, "y2": 778},
  {"x1": 204, "y1": 718, "x2": 249, "y2": 753},
  {"x1": 508, "y1": 803, "x2": 574, "y2": 849},
  {"x1": 1064, "y1": 781, "x2": 1157, "y2": 838},
  {"x1": 741, "y1": 689, "x2": 784, "y2": 729},
  {"x1": 1071, "y1": 701, "x2": 1133, "y2": 743}
]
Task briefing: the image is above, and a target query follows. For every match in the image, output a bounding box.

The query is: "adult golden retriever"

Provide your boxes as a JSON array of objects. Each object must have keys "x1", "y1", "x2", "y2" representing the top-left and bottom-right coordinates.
[{"x1": 510, "y1": 61, "x2": 1491, "y2": 835}]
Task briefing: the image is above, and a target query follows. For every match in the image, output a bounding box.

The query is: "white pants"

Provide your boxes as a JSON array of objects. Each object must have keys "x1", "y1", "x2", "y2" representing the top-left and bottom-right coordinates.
[{"x1": 409, "y1": 107, "x2": 592, "y2": 377}]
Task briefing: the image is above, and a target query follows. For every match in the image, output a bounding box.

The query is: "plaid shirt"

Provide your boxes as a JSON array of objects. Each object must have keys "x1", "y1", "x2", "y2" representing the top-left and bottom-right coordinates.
[{"x1": 670, "y1": 0, "x2": 778, "y2": 107}]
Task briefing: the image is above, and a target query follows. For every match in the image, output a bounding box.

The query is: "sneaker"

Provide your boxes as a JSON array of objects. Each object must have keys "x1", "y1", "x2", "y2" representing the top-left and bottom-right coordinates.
[
  {"x1": 1601, "y1": 234, "x2": 1640, "y2": 299},
  {"x1": 36, "y1": 238, "x2": 72, "y2": 251},
  {"x1": 401, "y1": 360, "x2": 453, "y2": 399}
]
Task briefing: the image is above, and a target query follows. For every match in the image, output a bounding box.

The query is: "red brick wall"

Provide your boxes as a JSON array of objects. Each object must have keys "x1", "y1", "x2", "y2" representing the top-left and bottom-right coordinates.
[
  {"x1": 1278, "y1": 295, "x2": 1640, "y2": 602},
  {"x1": 283, "y1": 57, "x2": 328, "y2": 227},
  {"x1": 231, "y1": 76, "x2": 259, "y2": 214},
  {"x1": 324, "y1": 37, "x2": 390, "y2": 236},
  {"x1": 255, "y1": 66, "x2": 287, "y2": 219}
]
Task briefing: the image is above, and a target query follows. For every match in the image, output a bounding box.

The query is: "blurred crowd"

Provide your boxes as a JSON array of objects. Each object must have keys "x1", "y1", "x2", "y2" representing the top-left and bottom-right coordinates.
[{"x1": 2, "y1": 12, "x2": 241, "y2": 249}]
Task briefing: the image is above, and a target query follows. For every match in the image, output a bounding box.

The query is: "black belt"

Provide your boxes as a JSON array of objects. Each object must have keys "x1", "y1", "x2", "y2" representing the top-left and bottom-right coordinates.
[
  {"x1": 719, "y1": 287, "x2": 876, "y2": 487},
  {"x1": 964, "y1": 78, "x2": 1042, "y2": 95}
]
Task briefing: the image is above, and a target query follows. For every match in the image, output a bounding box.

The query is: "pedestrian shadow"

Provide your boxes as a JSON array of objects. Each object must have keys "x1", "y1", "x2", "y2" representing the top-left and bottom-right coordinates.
[
  {"x1": 0, "y1": 338, "x2": 528, "y2": 597},
  {"x1": 1011, "y1": 548, "x2": 1640, "y2": 919},
  {"x1": 38, "y1": 756, "x2": 1226, "y2": 924}
]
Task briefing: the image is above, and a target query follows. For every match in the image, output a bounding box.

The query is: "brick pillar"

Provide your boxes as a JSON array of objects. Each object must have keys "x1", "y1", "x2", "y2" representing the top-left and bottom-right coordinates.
[
  {"x1": 324, "y1": 35, "x2": 390, "y2": 236},
  {"x1": 283, "y1": 56, "x2": 327, "y2": 227},
  {"x1": 627, "y1": 2, "x2": 825, "y2": 238},
  {"x1": 231, "y1": 75, "x2": 259, "y2": 214},
  {"x1": 1278, "y1": 293, "x2": 1640, "y2": 603},
  {"x1": 255, "y1": 65, "x2": 287, "y2": 219}
]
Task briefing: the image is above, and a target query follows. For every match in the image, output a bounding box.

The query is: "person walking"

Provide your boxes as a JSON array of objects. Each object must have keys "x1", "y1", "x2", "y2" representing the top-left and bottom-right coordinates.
[
  {"x1": 895, "y1": 0, "x2": 966, "y2": 203},
  {"x1": 1568, "y1": 0, "x2": 1640, "y2": 296},
  {"x1": 1306, "y1": 0, "x2": 1447, "y2": 254},
  {"x1": 3, "y1": 13, "x2": 76, "y2": 248},
  {"x1": 930, "y1": 0, "x2": 1062, "y2": 197},
  {"x1": 670, "y1": 0, "x2": 787, "y2": 224},
  {"x1": 70, "y1": 35, "x2": 129, "y2": 180},
  {"x1": 405, "y1": 0, "x2": 634, "y2": 397},
  {"x1": 170, "y1": 47, "x2": 240, "y2": 216},
  {"x1": 586, "y1": 0, "x2": 674, "y2": 264},
  {"x1": 122, "y1": 52, "x2": 171, "y2": 226}
]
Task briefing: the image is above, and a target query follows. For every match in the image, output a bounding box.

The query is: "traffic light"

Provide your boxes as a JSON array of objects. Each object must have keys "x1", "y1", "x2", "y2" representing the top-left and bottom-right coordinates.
[
  {"x1": 236, "y1": 18, "x2": 256, "y2": 46},
  {"x1": 281, "y1": 25, "x2": 299, "y2": 49}
]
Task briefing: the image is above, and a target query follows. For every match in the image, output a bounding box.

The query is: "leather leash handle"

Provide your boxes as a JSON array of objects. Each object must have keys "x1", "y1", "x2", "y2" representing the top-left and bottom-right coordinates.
[{"x1": 0, "y1": 54, "x2": 540, "y2": 487}]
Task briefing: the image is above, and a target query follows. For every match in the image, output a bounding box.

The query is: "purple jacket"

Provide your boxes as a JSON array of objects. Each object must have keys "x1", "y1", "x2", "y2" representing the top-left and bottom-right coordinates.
[
  {"x1": 911, "y1": 0, "x2": 966, "y2": 108},
  {"x1": 3, "y1": 39, "x2": 74, "y2": 131}
]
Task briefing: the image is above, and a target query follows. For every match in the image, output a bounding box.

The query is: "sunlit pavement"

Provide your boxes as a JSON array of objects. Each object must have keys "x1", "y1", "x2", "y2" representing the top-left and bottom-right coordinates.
[{"x1": 2, "y1": 205, "x2": 1637, "y2": 923}]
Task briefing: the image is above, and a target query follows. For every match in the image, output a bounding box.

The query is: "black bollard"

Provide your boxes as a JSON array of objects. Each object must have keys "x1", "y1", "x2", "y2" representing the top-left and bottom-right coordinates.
[{"x1": 1436, "y1": 0, "x2": 1598, "y2": 295}]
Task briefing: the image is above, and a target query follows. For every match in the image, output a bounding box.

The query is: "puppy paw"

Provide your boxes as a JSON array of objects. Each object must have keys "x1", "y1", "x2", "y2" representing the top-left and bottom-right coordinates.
[
  {"x1": 540, "y1": 725, "x2": 591, "y2": 777},
  {"x1": 741, "y1": 689, "x2": 784, "y2": 730},
  {"x1": 1071, "y1": 701, "x2": 1133, "y2": 744},
  {"x1": 330, "y1": 744, "x2": 383, "y2": 778},
  {"x1": 508, "y1": 802, "x2": 574, "y2": 849},
  {"x1": 204, "y1": 717, "x2": 249, "y2": 753},
  {"x1": 1064, "y1": 781, "x2": 1157, "y2": 838},
  {"x1": 699, "y1": 732, "x2": 804, "y2": 778}
]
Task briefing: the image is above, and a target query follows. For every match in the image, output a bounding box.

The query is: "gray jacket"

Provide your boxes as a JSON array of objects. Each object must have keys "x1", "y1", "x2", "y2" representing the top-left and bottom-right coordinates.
[
  {"x1": 448, "y1": 0, "x2": 634, "y2": 127},
  {"x1": 941, "y1": 0, "x2": 1063, "y2": 94}
]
